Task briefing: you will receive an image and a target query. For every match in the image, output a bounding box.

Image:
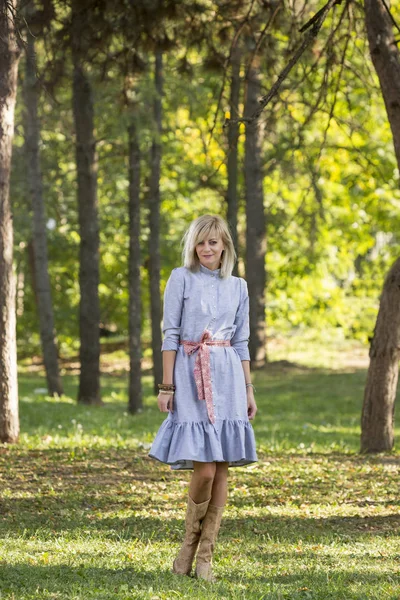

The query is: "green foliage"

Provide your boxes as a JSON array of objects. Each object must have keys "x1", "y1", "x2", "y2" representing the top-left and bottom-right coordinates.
[{"x1": 11, "y1": 2, "x2": 400, "y2": 355}]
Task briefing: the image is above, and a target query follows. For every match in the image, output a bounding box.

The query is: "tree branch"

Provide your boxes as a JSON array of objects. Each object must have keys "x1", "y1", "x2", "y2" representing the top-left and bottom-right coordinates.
[
  {"x1": 224, "y1": 0, "x2": 344, "y2": 127},
  {"x1": 381, "y1": 0, "x2": 400, "y2": 37}
]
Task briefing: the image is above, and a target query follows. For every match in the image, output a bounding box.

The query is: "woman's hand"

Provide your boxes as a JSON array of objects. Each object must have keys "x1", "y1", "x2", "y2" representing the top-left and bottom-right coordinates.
[
  {"x1": 246, "y1": 388, "x2": 257, "y2": 420},
  {"x1": 157, "y1": 392, "x2": 174, "y2": 413}
]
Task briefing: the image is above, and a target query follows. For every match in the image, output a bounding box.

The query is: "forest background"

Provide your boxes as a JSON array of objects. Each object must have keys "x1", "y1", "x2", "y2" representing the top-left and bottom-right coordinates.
[{"x1": 11, "y1": 0, "x2": 400, "y2": 367}]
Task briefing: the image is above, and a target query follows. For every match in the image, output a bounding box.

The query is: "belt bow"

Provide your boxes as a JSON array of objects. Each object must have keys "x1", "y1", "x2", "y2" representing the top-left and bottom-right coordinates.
[{"x1": 180, "y1": 330, "x2": 230, "y2": 424}]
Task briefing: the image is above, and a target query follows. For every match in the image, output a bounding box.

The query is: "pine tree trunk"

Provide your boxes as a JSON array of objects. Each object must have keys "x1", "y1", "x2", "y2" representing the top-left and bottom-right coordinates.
[
  {"x1": 0, "y1": 0, "x2": 20, "y2": 443},
  {"x1": 24, "y1": 29, "x2": 63, "y2": 397},
  {"x1": 227, "y1": 44, "x2": 241, "y2": 277},
  {"x1": 71, "y1": 1, "x2": 101, "y2": 405},
  {"x1": 244, "y1": 61, "x2": 267, "y2": 367},
  {"x1": 128, "y1": 121, "x2": 143, "y2": 413},
  {"x1": 149, "y1": 50, "x2": 163, "y2": 394},
  {"x1": 361, "y1": 0, "x2": 400, "y2": 451}
]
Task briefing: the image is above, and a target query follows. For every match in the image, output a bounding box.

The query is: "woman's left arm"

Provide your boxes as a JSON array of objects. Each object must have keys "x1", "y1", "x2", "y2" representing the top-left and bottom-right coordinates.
[
  {"x1": 241, "y1": 359, "x2": 257, "y2": 420},
  {"x1": 230, "y1": 278, "x2": 257, "y2": 420}
]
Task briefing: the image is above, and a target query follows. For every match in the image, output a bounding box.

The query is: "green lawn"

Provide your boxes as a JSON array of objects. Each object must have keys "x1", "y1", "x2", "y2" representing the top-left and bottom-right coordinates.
[{"x1": 1, "y1": 350, "x2": 400, "y2": 599}]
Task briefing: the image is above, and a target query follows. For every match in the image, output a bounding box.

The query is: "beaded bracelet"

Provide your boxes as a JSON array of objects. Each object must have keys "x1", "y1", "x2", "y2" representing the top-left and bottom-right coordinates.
[
  {"x1": 158, "y1": 383, "x2": 176, "y2": 391},
  {"x1": 159, "y1": 390, "x2": 175, "y2": 395},
  {"x1": 246, "y1": 383, "x2": 256, "y2": 393}
]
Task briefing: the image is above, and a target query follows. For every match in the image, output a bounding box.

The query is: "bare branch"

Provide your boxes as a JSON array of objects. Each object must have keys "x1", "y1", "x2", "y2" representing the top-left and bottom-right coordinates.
[
  {"x1": 314, "y1": 2, "x2": 352, "y2": 163},
  {"x1": 224, "y1": 0, "x2": 345, "y2": 127},
  {"x1": 381, "y1": 0, "x2": 400, "y2": 37},
  {"x1": 206, "y1": 0, "x2": 265, "y2": 149}
]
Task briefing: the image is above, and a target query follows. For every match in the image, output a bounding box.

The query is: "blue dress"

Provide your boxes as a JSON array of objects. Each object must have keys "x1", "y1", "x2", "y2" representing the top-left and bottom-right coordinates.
[{"x1": 148, "y1": 263, "x2": 258, "y2": 470}]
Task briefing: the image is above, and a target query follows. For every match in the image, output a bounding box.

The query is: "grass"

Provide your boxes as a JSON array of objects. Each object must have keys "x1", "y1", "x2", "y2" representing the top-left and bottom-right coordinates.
[{"x1": 1, "y1": 339, "x2": 400, "y2": 599}]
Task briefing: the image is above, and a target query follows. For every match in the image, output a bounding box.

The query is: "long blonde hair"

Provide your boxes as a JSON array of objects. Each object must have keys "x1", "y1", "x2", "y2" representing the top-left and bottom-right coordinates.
[{"x1": 181, "y1": 215, "x2": 236, "y2": 278}]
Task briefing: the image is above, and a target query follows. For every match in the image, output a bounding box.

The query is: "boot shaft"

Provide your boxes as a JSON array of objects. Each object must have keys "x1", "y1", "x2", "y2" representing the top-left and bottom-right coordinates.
[{"x1": 196, "y1": 503, "x2": 224, "y2": 570}]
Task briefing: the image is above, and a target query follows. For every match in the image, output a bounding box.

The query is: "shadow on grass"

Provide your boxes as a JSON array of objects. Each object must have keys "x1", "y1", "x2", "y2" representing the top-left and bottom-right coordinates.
[
  {"x1": 0, "y1": 556, "x2": 399, "y2": 600},
  {"x1": 1, "y1": 500, "x2": 400, "y2": 544},
  {"x1": 0, "y1": 564, "x2": 175, "y2": 595},
  {"x1": 1, "y1": 445, "x2": 399, "y2": 539}
]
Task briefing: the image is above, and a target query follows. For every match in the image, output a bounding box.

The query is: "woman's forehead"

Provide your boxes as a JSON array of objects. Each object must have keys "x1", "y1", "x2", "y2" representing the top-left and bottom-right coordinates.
[{"x1": 196, "y1": 228, "x2": 220, "y2": 242}]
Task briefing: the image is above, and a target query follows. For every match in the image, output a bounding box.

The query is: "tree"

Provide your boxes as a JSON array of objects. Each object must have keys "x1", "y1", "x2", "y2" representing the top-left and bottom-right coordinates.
[
  {"x1": 361, "y1": 0, "x2": 400, "y2": 452},
  {"x1": 0, "y1": 0, "x2": 20, "y2": 442},
  {"x1": 148, "y1": 50, "x2": 164, "y2": 394},
  {"x1": 24, "y1": 9, "x2": 63, "y2": 397},
  {"x1": 128, "y1": 119, "x2": 143, "y2": 413},
  {"x1": 244, "y1": 54, "x2": 267, "y2": 367},
  {"x1": 71, "y1": 0, "x2": 101, "y2": 405},
  {"x1": 226, "y1": 42, "x2": 241, "y2": 276}
]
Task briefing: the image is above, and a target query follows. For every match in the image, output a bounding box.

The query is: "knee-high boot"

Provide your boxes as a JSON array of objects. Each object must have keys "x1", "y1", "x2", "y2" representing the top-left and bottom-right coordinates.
[
  {"x1": 172, "y1": 495, "x2": 211, "y2": 576},
  {"x1": 195, "y1": 504, "x2": 224, "y2": 582}
]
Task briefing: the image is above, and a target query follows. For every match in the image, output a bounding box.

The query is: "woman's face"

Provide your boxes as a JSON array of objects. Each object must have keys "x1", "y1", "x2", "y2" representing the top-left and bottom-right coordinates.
[{"x1": 195, "y1": 234, "x2": 225, "y2": 271}]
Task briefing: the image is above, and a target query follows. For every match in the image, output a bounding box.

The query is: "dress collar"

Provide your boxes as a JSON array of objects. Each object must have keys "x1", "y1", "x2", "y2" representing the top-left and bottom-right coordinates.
[{"x1": 199, "y1": 263, "x2": 221, "y2": 276}]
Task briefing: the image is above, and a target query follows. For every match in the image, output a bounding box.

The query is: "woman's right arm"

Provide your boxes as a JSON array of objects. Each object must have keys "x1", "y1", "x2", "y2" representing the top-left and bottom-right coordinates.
[
  {"x1": 161, "y1": 269, "x2": 184, "y2": 352},
  {"x1": 162, "y1": 350, "x2": 177, "y2": 385},
  {"x1": 158, "y1": 269, "x2": 184, "y2": 413}
]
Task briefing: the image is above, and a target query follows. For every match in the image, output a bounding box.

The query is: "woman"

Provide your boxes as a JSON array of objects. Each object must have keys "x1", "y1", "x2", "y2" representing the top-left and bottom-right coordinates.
[{"x1": 149, "y1": 214, "x2": 258, "y2": 582}]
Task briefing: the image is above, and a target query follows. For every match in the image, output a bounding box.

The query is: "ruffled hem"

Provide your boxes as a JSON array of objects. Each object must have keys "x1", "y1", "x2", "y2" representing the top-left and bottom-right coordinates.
[{"x1": 148, "y1": 418, "x2": 258, "y2": 470}]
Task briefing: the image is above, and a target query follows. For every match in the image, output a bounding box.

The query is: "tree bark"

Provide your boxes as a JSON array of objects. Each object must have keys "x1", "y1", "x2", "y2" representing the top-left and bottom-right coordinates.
[
  {"x1": 24, "y1": 27, "x2": 63, "y2": 397},
  {"x1": 0, "y1": 0, "x2": 20, "y2": 443},
  {"x1": 361, "y1": 258, "x2": 400, "y2": 452},
  {"x1": 71, "y1": 1, "x2": 101, "y2": 405},
  {"x1": 364, "y1": 0, "x2": 400, "y2": 167},
  {"x1": 128, "y1": 121, "x2": 143, "y2": 413},
  {"x1": 244, "y1": 60, "x2": 267, "y2": 367},
  {"x1": 361, "y1": 0, "x2": 400, "y2": 451},
  {"x1": 148, "y1": 50, "x2": 163, "y2": 394},
  {"x1": 227, "y1": 44, "x2": 241, "y2": 277}
]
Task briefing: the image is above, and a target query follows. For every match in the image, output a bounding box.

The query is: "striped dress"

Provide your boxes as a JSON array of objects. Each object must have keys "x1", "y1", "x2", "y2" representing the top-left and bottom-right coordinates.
[{"x1": 149, "y1": 263, "x2": 258, "y2": 470}]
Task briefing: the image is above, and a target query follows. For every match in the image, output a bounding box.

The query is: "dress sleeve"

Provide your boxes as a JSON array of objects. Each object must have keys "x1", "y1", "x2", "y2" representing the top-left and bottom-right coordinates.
[
  {"x1": 161, "y1": 268, "x2": 184, "y2": 352},
  {"x1": 230, "y1": 278, "x2": 250, "y2": 361}
]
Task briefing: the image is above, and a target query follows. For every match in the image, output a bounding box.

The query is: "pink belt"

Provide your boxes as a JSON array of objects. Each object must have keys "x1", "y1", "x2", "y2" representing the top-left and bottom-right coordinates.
[{"x1": 180, "y1": 330, "x2": 230, "y2": 424}]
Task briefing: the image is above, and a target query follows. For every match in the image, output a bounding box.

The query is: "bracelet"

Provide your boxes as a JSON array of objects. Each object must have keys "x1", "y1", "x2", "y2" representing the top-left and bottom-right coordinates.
[
  {"x1": 158, "y1": 383, "x2": 176, "y2": 391},
  {"x1": 246, "y1": 383, "x2": 256, "y2": 393},
  {"x1": 159, "y1": 390, "x2": 174, "y2": 395}
]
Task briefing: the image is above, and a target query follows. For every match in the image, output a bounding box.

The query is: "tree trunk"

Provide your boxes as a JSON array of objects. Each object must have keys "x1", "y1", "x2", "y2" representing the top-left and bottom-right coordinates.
[
  {"x1": 361, "y1": 0, "x2": 400, "y2": 451},
  {"x1": 227, "y1": 44, "x2": 241, "y2": 277},
  {"x1": 148, "y1": 50, "x2": 163, "y2": 394},
  {"x1": 244, "y1": 60, "x2": 267, "y2": 367},
  {"x1": 128, "y1": 121, "x2": 143, "y2": 413},
  {"x1": 71, "y1": 1, "x2": 101, "y2": 405},
  {"x1": 361, "y1": 259, "x2": 400, "y2": 452},
  {"x1": 364, "y1": 0, "x2": 400, "y2": 167},
  {"x1": 24, "y1": 28, "x2": 63, "y2": 397},
  {"x1": 0, "y1": 0, "x2": 20, "y2": 443}
]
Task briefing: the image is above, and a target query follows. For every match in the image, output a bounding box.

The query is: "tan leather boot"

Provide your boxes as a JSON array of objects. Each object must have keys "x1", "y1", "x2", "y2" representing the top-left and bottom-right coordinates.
[
  {"x1": 195, "y1": 504, "x2": 224, "y2": 582},
  {"x1": 172, "y1": 495, "x2": 211, "y2": 576}
]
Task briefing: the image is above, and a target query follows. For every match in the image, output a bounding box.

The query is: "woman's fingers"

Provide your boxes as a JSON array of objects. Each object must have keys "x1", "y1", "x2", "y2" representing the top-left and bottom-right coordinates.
[
  {"x1": 157, "y1": 393, "x2": 174, "y2": 412},
  {"x1": 248, "y1": 400, "x2": 257, "y2": 420},
  {"x1": 157, "y1": 394, "x2": 167, "y2": 412}
]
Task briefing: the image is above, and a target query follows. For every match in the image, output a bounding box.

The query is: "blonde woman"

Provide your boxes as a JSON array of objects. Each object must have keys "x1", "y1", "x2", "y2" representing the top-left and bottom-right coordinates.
[{"x1": 149, "y1": 214, "x2": 258, "y2": 582}]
